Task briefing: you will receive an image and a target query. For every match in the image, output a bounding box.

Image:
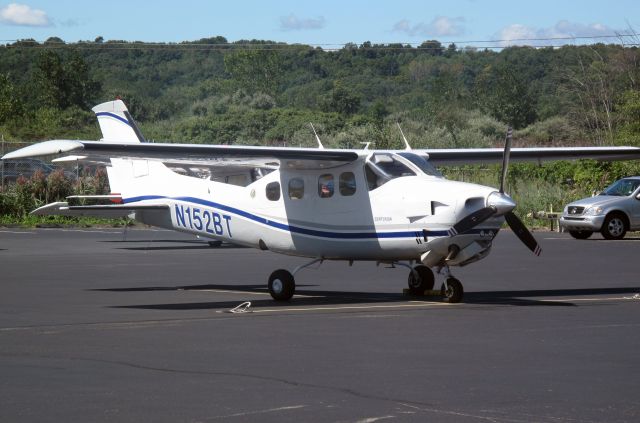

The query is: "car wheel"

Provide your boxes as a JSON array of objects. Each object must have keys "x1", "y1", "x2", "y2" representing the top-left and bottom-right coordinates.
[
  {"x1": 569, "y1": 230, "x2": 593, "y2": 240},
  {"x1": 601, "y1": 213, "x2": 627, "y2": 240}
]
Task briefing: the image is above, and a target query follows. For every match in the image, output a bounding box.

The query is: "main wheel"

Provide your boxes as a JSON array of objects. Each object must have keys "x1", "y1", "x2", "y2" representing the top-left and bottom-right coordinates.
[
  {"x1": 601, "y1": 213, "x2": 627, "y2": 240},
  {"x1": 441, "y1": 278, "x2": 464, "y2": 303},
  {"x1": 407, "y1": 265, "x2": 435, "y2": 295},
  {"x1": 569, "y1": 230, "x2": 593, "y2": 240},
  {"x1": 268, "y1": 269, "x2": 295, "y2": 301}
]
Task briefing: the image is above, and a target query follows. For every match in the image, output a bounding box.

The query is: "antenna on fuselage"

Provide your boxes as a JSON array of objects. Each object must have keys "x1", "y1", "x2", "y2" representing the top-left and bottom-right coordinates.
[
  {"x1": 309, "y1": 123, "x2": 324, "y2": 149},
  {"x1": 360, "y1": 142, "x2": 373, "y2": 150},
  {"x1": 396, "y1": 123, "x2": 412, "y2": 150}
]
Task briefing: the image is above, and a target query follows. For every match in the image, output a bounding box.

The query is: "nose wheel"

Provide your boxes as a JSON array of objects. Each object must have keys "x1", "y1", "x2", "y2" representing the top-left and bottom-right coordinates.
[
  {"x1": 441, "y1": 277, "x2": 463, "y2": 303},
  {"x1": 437, "y1": 266, "x2": 464, "y2": 303}
]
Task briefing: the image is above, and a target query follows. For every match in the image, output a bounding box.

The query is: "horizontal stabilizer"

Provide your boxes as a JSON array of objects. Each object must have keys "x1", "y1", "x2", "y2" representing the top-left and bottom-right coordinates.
[{"x1": 31, "y1": 201, "x2": 167, "y2": 218}]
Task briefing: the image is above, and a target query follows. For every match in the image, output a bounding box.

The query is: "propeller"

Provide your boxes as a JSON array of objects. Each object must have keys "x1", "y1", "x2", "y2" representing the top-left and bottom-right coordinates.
[
  {"x1": 447, "y1": 127, "x2": 542, "y2": 256},
  {"x1": 504, "y1": 211, "x2": 542, "y2": 256},
  {"x1": 447, "y1": 205, "x2": 497, "y2": 236}
]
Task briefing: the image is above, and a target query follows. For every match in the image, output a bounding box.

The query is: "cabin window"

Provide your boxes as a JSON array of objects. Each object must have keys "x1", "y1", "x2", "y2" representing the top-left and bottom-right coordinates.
[
  {"x1": 288, "y1": 178, "x2": 304, "y2": 200},
  {"x1": 266, "y1": 181, "x2": 280, "y2": 201},
  {"x1": 339, "y1": 172, "x2": 356, "y2": 196},
  {"x1": 318, "y1": 174, "x2": 334, "y2": 198},
  {"x1": 398, "y1": 152, "x2": 442, "y2": 177}
]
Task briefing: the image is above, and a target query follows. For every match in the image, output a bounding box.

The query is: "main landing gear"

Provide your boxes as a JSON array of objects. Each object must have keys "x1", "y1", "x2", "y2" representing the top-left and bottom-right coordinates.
[
  {"x1": 266, "y1": 258, "x2": 464, "y2": 303},
  {"x1": 267, "y1": 258, "x2": 323, "y2": 301},
  {"x1": 405, "y1": 264, "x2": 464, "y2": 303}
]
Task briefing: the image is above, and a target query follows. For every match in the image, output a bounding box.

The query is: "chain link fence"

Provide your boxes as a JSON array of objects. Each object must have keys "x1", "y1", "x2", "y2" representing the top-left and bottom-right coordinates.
[{"x1": 1, "y1": 138, "x2": 106, "y2": 193}]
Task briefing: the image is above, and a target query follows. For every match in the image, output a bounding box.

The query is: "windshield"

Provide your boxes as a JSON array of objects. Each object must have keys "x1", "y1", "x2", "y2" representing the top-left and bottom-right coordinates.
[
  {"x1": 398, "y1": 152, "x2": 443, "y2": 177},
  {"x1": 365, "y1": 153, "x2": 416, "y2": 190},
  {"x1": 601, "y1": 179, "x2": 640, "y2": 196}
]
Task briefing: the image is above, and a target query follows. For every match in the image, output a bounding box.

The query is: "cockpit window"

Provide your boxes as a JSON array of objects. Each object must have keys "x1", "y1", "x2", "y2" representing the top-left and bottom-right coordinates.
[
  {"x1": 398, "y1": 152, "x2": 443, "y2": 177},
  {"x1": 365, "y1": 153, "x2": 416, "y2": 190}
]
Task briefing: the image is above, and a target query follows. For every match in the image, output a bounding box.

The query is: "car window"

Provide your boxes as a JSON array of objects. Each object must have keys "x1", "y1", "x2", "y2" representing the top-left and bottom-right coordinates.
[{"x1": 601, "y1": 179, "x2": 640, "y2": 196}]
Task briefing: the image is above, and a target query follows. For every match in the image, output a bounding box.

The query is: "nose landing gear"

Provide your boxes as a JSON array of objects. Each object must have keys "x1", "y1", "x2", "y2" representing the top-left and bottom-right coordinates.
[{"x1": 437, "y1": 265, "x2": 464, "y2": 303}]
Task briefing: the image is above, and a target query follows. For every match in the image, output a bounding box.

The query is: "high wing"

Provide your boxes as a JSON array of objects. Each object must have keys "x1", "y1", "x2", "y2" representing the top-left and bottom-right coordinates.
[
  {"x1": 1, "y1": 139, "x2": 361, "y2": 170},
  {"x1": 422, "y1": 147, "x2": 640, "y2": 165},
  {"x1": 4, "y1": 139, "x2": 640, "y2": 168}
]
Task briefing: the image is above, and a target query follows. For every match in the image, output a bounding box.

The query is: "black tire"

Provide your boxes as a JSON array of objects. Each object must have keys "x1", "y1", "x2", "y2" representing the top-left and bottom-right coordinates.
[
  {"x1": 601, "y1": 213, "x2": 627, "y2": 240},
  {"x1": 407, "y1": 265, "x2": 435, "y2": 295},
  {"x1": 569, "y1": 230, "x2": 593, "y2": 240},
  {"x1": 268, "y1": 269, "x2": 295, "y2": 301},
  {"x1": 208, "y1": 240, "x2": 223, "y2": 248},
  {"x1": 441, "y1": 278, "x2": 464, "y2": 303}
]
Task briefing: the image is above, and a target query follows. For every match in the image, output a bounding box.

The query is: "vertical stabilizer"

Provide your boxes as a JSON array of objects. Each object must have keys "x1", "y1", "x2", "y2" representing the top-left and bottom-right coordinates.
[{"x1": 92, "y1": 100, "x2": 145, "y2": 143}]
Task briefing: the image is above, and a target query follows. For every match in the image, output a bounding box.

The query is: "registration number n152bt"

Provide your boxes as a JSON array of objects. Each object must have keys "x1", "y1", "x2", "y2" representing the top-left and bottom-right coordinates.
[{"x1": 174, "y1": 204, "x2": 232, "y2": 237}]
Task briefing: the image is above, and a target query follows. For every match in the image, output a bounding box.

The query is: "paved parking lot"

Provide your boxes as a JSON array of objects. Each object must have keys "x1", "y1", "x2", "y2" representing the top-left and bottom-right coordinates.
[{"x1": 1, "y1": 228, "x2": 639, "y2": 422}]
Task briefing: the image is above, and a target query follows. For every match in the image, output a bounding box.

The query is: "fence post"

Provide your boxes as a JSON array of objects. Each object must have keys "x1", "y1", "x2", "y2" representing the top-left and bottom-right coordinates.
[{"x1": 1, "y1": 134, "x2": 4, "y2": 191}]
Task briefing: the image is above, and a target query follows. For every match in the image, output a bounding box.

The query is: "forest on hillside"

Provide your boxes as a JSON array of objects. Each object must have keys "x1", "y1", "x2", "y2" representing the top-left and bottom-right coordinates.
[
  {"x1": 1, "y1": 36, "x2": 640, "y2": 223},
  {"x1": 0, "y1": 36, "x2": 639, "y2": 152}
]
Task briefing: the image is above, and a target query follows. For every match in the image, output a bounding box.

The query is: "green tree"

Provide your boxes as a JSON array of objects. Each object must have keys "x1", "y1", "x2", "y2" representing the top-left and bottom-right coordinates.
[
  {"x1": 33, "y1": 51, "x2": 101, "y2": 110},
  {"x1": 324, "y1": 81, "x2": 361, "y2": 115},
  {"x1": 224, "y1": 49, "x2": 282, "y2": 95},
  {"x1": 476, "y1": 63, "x2": 537, "y2": 129},
  {"x1": 616, "y1": 90, "x2": 640, "y2": 145},
  {"x1": 0, "y1": 74, "x2": 24, "y2": 123}
]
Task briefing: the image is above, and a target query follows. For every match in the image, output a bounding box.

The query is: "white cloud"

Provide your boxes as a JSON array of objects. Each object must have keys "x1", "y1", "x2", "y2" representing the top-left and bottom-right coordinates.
[
  {"x1": 280, "y1": 14, "x2": 325, "y2": 31},
  {"x1": 495, "y1": 24, "x2": 538, "y2": 44},
  {"x1": 392, "y1": 16, "x2": 466, "y2": 37},
  {"x1": 494, "y1": 20, "x2": 624, "y2": 46},
  {"x1": 0, "y1": 3, "x2": 51, "y2": 27}
]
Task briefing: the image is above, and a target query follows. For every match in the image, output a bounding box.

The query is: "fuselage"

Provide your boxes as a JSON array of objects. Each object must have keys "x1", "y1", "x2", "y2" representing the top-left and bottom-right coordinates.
[{"x1": 113, "y1": 152, "x2": 505, "y2": 265}]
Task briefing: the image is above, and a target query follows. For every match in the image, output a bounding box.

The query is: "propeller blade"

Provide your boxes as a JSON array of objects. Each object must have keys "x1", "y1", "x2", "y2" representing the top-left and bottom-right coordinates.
[
  {"x1": 504, "y1": 211, "x2": 542, "y2": 256},
  {"x1": 499, "y1": 127, "x2": 512, "y2": 194},
  {"x1": 448, "y1": 206, "x2": 497, "y2": 236}
]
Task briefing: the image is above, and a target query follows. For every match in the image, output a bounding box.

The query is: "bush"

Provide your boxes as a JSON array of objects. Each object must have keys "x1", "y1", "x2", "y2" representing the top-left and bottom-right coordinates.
[{"x1": 516, "y1": 116, "x2": 584, "y2": 145}]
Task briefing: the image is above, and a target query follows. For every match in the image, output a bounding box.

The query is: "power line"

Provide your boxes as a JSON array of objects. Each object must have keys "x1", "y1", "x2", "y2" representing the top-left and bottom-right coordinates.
[{"x1": 0, "y1": 33, "x2": 637, "y2": 52}]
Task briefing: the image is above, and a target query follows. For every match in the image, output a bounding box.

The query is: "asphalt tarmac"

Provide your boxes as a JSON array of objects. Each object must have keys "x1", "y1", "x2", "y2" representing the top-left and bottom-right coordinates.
[{"x1": 1, "y1": 228, "x2": 639, "y2": 422}]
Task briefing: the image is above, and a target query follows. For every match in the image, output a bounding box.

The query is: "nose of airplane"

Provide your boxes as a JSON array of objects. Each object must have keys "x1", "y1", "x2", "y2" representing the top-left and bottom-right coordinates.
[{"x1": 487, "y1": 191, "x2": 517, "y2": 215}]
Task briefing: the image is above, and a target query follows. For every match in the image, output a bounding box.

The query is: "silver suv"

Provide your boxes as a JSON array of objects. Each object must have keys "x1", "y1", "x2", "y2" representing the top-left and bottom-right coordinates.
[{"x1": 560, "y1": 177, "x2": 640, "y2": 240}]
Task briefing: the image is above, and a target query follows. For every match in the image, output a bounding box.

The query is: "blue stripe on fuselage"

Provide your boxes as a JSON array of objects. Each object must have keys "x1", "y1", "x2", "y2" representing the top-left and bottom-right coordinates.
[{"x1": 123, "y1": 195, "x2": 458, "y2": 239}]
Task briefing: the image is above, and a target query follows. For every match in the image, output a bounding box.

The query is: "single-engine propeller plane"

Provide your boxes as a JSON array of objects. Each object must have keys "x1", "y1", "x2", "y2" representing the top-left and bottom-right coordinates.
[{"x1": 4, "y1": 100, "x2": 640, "y2": 302}]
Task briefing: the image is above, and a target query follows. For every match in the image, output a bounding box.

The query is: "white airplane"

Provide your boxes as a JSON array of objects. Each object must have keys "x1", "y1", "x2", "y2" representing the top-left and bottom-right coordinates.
[{"x1": 4, "y1": 100, "x2": 640, "y2": 303}]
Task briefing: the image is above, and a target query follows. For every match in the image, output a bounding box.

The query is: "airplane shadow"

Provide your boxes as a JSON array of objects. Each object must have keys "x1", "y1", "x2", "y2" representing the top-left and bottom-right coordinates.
[
  {"x1": 117, "y1": 245, "x2": 213, "y2": 251},
  {"x1": 585, "y1": 237, "x2": 640, "y2": 242},
  {"x1": 100, "y1": 284, "x2": 639, "y2": 311},
  {"x1": 101, "y1": 239, "x2": 248, "y2": 251}
]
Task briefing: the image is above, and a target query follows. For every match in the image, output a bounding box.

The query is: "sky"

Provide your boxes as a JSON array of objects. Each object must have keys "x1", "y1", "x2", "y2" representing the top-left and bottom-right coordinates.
[{"x1": 0, "y1": 0, "x2": 638, "y2": 48}]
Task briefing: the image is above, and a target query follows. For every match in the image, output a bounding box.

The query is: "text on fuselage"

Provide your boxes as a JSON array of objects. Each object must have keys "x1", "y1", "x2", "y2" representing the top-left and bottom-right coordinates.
[{"x1": 174, "y1": 204, "x2": 232, "y2": 237}]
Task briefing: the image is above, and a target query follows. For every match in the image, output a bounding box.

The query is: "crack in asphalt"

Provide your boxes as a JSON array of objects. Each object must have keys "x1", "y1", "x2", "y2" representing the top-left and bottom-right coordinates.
[{"x1": 0, "y1": 352, "x2": 589, "y2": 423}]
